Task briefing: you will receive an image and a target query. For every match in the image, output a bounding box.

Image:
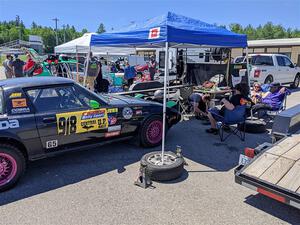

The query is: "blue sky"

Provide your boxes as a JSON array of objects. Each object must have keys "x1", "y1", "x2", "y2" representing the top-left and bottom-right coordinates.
[{"x1": 1, "y1": 0, "x2": 300, "y2": 32}]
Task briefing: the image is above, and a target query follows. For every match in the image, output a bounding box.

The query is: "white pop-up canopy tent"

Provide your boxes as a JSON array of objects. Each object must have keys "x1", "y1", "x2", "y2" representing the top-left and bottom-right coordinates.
[{"x1": 54, "y1": 33, "x2": 135, "y2": 55}]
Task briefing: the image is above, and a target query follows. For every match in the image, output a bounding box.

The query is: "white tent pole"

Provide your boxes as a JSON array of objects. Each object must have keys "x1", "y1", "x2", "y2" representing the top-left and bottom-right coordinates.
[
  {"x1": 245, "y1": 47, "x2": 250, "y2": 89},
  {"x1": 83, "y1": 46, "x2": 91, "y2": 87},
  {"x1": 76, "y1": 46, "x2": 79, "y2": 82},
  {"x1": 161, "y1": 42, "x2": 169, "y2": 164}
]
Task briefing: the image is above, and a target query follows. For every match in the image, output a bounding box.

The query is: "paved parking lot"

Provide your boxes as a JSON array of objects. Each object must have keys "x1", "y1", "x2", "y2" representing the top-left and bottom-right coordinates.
[
  {"x1": 0, "y1": 72, "x2": 300, "y2": 225},
  {"x1": 2, "y1": 122, "x2": 300, "y2": 225}
]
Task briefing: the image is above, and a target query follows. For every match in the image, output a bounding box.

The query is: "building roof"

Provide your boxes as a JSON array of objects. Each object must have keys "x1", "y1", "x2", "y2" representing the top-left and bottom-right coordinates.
[{"x1": 248, "y1": 38, "x2": 300, "y2": 47}]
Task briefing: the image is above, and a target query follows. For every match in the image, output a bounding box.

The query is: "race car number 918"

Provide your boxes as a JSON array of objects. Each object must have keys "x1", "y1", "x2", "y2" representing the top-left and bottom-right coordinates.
[{"x1": 56, "y1": 109, "x2": 108, "y2": 135}]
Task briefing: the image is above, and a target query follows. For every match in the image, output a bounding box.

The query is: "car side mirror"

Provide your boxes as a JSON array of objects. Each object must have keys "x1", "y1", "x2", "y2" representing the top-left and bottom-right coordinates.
[
  {"x1": 89, "y1": 100, "x2": 100, "y2": 109},
  {"x1": 294, "y1": 63, "x2": 297, "y2": 67}
]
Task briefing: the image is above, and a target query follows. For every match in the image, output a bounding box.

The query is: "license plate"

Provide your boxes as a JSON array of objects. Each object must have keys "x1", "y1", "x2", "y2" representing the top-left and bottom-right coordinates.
[{"x1": 239, "y1": 154, "x2": 252, "y2": 166}]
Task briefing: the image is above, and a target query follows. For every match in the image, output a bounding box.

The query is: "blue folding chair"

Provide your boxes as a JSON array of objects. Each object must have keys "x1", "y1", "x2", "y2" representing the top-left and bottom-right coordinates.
[
  {"x1": 266, "y1": 90, "x2": 291, "y2": 117},
  {"x1": 210, "y1": 105, "x2": 247, "y2": 142}
]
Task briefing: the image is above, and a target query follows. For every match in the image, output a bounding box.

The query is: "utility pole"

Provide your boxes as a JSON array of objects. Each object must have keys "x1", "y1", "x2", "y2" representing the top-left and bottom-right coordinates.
[
  {"x1": 62, "y1": 24, "x2": 66, "y2": 43},
  {"x1": 16, "y1": 15, "x2": 22, "y2": 40},
  {"x1": 52, "y1": 17, "x2": 59, "y2": 45}
]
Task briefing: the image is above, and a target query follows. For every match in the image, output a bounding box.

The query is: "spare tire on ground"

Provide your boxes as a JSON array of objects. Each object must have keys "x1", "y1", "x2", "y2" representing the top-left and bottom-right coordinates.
[
  {"x1": 239, "y1": 118, "x2": 267, "y2": 133},
  {"x1": 140, "y1": 151, "x2": 184, "y2": 181}
]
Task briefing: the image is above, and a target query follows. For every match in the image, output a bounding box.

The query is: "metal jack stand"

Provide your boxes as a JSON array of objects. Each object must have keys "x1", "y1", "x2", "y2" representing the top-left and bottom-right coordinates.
[
  {"x1": 134, "y1": 164, "x2": 153, "y2": 189},
  {"x1": 176, "y1": 145, "x2": 188, "y2": 166}
]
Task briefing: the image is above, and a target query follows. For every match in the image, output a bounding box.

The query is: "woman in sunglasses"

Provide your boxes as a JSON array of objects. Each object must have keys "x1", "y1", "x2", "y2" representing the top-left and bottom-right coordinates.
[{"x1": 251, "y1": 82, "x2": 262, "y2": 104}]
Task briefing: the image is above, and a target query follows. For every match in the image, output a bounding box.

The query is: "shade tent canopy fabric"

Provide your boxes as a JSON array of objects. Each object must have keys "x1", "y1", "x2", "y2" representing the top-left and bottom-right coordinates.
[
  {"x1": 90, "y1": 12, "x2": 247, "y2": 48},
  {"x1": 54, "y1": 33, "x2": 135, "y2": 55}
]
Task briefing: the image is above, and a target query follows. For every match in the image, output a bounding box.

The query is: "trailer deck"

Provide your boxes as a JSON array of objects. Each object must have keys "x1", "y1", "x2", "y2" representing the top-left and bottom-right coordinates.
[
  {"x1": 243, "y1": 134, "x2": 300, "y2": 192},
  {"x1": 236, "y1": 134, "x2": 300, "y2": 209}
]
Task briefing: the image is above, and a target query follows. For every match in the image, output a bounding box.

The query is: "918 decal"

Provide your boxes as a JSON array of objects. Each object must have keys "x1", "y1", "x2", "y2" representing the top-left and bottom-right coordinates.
[
  {"x1": 58, "y1": 116, "x2": 77, "y2": 135},
  {"x1": 56, "y1": 109, "x2": 108, "y2": 135}
]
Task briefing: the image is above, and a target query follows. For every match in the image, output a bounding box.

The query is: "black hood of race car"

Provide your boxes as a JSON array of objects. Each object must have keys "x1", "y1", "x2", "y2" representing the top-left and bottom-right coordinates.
[{"x1": 101, "y1": 94, "x2": 162, "y2": 107}]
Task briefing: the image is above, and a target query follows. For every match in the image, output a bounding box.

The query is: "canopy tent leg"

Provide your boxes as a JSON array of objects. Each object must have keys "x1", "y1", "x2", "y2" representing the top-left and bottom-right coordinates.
[
  {"x1": 76, "y1": 46, "x2": 79, "y2": 82},
  {"x1": 83, "y1": 46, "x2": 92, "y2": 87},
  {"x1": 225, "y1": 49, "x2": 231, "y2": 86},
  {"x1": 161, "y1": 42, "x2": 169, "y2": 164},
  {"x1": 245, "y1": 47, "x2": 250, "y2": 89}
]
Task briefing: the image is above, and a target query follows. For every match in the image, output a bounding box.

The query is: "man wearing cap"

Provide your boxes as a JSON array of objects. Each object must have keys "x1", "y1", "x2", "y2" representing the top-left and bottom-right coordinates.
[
  {"x1": 2, "y1": 54, "x2": 13, "y2": 79},
  {"x1": 252, "y1": 82, "x2": 289, "y2": 115}
]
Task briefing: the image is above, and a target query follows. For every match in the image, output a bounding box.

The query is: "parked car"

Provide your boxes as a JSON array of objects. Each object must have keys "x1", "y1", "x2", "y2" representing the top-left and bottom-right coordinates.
[
  {"x1": 234, "y1": 54, "x2": 300, "y2": 87},
  {"x1": 0, "y1": 77, "x2": 180, "y2": 191}
]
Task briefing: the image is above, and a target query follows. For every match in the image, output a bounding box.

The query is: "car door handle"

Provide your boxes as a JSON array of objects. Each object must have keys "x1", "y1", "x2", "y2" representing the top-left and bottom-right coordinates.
[{"x1": 43, "y1": 117, "x2": 56, "y2": 123}]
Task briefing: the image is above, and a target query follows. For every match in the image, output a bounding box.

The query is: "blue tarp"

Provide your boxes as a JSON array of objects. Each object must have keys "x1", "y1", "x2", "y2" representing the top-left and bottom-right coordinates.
[{"x1": 90, "y1": 12, "x2": 247, "y2": 48}]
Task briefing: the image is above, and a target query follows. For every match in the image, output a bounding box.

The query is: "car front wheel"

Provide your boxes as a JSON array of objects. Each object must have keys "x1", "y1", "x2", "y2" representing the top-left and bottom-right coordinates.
[
  {"x1": 140, "y1": 116, "x2": 164, "y2": 147},
  {"x1": 0, "y1": 144, "x2": 26, "y2": 192}
]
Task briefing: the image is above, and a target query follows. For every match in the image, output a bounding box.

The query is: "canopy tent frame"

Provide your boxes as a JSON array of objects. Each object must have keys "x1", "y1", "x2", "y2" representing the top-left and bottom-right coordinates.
[{"x1": 89, "y1": 12, "x2": 248, "y2": 164}]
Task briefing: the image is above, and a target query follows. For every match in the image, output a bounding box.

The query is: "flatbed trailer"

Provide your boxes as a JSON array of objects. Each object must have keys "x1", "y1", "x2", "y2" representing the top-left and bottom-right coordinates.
[{"x1": 235, "y1": 134, "x2": 300, "y2": 210}]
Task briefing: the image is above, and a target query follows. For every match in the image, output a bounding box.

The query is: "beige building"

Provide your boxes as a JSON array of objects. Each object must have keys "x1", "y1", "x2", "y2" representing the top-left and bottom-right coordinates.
[{"x1": 232, "y1": 38, "x2": 300, "y2": 66}]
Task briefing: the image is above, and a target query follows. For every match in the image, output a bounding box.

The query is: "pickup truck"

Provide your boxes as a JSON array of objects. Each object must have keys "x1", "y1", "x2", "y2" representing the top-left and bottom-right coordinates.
[{"x1": 234, "y1": 54, "x2": 300, "y2": 87}]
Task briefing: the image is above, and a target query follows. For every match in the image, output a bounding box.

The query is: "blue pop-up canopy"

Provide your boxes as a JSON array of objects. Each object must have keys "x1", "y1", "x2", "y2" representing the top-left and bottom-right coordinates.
[
  {"x1": 90, "y1": 12, "x2": 247, "y2": 48},
  {"x1": 89, "y1": 12, "x2": 248, "y2": 164}
]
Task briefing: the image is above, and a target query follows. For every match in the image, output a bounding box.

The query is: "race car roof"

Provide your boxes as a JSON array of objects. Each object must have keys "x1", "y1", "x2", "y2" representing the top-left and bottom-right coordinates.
[{"x1": 0, "y1": 77, "x2": 74, "y2": 89}]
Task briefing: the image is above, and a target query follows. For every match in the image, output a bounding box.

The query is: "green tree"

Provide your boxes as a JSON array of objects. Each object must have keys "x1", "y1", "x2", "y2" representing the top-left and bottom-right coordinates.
[{"x1": 96, "y1": 23, "x2": 106, "y2": 34}]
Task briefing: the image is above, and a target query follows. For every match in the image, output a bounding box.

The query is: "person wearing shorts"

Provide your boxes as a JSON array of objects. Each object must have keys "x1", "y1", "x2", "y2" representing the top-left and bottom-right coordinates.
[{"x1": 206, "y1": 83, "x2": 249, "y2": 135}]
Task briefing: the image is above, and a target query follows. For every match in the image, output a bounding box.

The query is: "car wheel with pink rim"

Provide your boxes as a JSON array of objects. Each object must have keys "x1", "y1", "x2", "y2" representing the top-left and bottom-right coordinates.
[
  {"x1": 140, "y1": 116, "x2": 165, "y2": 147},
  {"x1": 0, "y1": 144, "x2": 26, "y2": 192}
]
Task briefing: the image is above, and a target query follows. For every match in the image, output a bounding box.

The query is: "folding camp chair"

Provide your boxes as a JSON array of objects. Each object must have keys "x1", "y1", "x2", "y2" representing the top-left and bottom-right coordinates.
[
  {"x1": 266, "y1": 90, "x2": 291, "y2": 117},
  {"x1": 210, "y1": 105, "x2": 247, "y2": 142},
  {"x1": 178, "y1": 86, "x2": 193, "y2": 121}
]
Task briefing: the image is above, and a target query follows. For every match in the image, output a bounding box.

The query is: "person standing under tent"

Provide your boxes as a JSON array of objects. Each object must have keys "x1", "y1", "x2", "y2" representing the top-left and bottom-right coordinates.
[
  {"x1": 2, "y1": 54, "x2": 14, "y2": 79},
  {"x1": 94, "y1": 61, "x2": 109, "y2": 93},
  {"x1": 84, "y1": 52, "x2": 100, "y2": 90},
  {"x1": 149, "y1": 55, "x2": 157, "y2": 81},
  {"x1": 124, "y1": 61, "x2": 136, "y2": 87},
  {"x1": 23, "y1": 54, "x2": 35, "y2": 77},
  {"x1": 12, "y1": 55, "x2": 25, "y2": 77}
]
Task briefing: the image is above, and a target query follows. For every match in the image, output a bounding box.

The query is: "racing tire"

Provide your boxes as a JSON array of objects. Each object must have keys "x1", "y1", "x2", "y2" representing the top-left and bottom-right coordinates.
[
  {"x1": 0, "y1": 144, "x2": 26, "y2": 192},
  {"x1": 140, "y1": 116, "x2": 164, "y2": 147},
  {"x1": 239, "y1": 118, "x2": 266, "y2": 133},
  {"x1": 140, "y1": 151, "x2": 184, "y2": 181},
  {"x1": 264, "y1": 75, "x2": 274, "y2": 84},
  {"x1": 290, "y1": 74, "x2": 300, "y2": 89}
]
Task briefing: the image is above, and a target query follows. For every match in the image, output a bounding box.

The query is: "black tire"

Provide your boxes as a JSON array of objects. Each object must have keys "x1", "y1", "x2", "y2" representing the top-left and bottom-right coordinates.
[
  {"x1": 140, "y1": 151, "x2": 184, "y2": 181},
  {"x1": 264, "y1": 75, "x2": 273, "y2": 84},
  {"x1": 239, "y1": 118, "x2": 266, "y2": 133},
  {"x1": 0, "y1": 144, "x2": 26, "y2": 192},
  {"x1": 140, "y1": 116, "x2": 164, "y2": 147},
  {"x1": 290, "y1": 74, "x2": 300, "y2": 89}
]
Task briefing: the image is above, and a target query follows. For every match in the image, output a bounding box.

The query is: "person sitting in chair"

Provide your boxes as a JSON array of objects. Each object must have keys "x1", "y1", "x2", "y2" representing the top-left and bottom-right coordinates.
[
  {"x1": 206, "y1": 83, "x2": 250, "y2": 135},
  {"x1": 252, "y1": 82, "x2": 289, "y2": 116},
  {"x1": 188, "y1": 93, "x2": 211, "y2": 118},
  {"x1": 251, "y1": 82, "x2": 262, "y2": 104}
]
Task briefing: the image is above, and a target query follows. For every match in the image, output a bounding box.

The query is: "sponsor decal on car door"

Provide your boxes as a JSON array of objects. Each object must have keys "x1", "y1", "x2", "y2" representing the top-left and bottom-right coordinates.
[{"x1": 56, "y1": 108, "x2": 108, "y2": 135}]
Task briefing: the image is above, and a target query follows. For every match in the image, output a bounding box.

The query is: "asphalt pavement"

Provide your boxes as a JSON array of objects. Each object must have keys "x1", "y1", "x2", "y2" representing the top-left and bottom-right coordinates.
[{"x1": 0, "y1": 72, "x2": 300, "y2": 225}]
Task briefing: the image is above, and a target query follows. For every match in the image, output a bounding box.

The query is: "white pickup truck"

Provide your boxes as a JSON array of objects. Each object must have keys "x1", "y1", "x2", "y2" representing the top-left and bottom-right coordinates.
[{"x1": 234, "y1": 54, "x2": 300, "y2": 87}]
